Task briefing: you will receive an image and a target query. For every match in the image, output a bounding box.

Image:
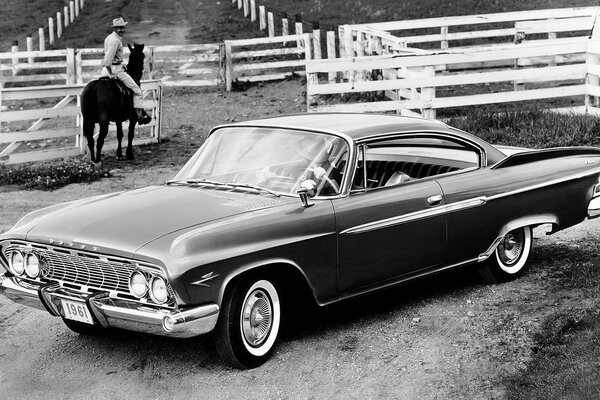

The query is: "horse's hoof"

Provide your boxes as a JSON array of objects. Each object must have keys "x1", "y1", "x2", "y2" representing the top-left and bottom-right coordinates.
[{"x1": 126, "y1": 152, "x2": 135, "y2": 161}]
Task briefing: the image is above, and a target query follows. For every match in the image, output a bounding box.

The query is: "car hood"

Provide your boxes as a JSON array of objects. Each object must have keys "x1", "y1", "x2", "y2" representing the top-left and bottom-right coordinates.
[{"x1": 23, "y1": 185, "x2": 289, "y2": 257}]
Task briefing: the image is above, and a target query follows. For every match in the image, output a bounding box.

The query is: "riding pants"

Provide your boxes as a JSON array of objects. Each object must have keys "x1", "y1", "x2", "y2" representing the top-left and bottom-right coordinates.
[{"x1": 100, "y1": 64, "x2": 143, "y2": 109}]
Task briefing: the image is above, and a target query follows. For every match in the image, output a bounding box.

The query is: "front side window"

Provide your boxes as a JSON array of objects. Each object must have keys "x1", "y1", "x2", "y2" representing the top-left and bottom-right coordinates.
[
  {"x1": 173, "y1": 127, "x2": 349, "y2": 196},
  {"x1": 351, "y1": 135, "x2": 480, "y2": 191}
]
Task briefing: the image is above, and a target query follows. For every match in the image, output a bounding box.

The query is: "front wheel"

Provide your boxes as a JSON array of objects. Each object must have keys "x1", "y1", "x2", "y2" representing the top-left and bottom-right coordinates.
[
  {"x1": 479, "y1": 226, "x2": 533, "y2": 283},
  {"x1": 214, "y1": 278, "x2": 281, "y2": 369}
]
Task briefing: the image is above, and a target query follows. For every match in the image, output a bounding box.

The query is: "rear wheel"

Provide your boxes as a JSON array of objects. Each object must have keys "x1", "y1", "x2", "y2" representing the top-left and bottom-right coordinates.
[
  {"x1": 479, "y1": 226, "x2": 533, "y2": 283},
  {"x1": 214, "y1": 278, "x2": 281, "y2": 369},
  {"x1": 62, "y1": 318, "x2": 105, "y2": 335}
]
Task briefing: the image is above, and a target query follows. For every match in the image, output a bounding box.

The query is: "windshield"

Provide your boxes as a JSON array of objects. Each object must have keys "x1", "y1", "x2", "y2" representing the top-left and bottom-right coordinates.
[{"x1": 172, "y1": 127, "x2": 350, "y2": 196}]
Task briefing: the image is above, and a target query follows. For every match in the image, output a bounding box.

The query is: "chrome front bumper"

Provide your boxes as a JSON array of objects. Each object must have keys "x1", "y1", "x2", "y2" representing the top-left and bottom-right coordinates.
[{"x1": 0, "y1": 275, "x2": 219, "y2": 338}]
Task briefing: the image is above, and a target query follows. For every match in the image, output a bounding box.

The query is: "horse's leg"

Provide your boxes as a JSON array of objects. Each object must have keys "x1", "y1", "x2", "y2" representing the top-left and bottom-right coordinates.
[
  {"x1": 96, "y1": 121, "x2": 109, "y2": 164},
  {"x1": 83, "y1": 119, "x2": 96, "y2": 163},
  {"x1": 126, "y1": 112, "x2": 136, "y2": 161},
  {"x1": 116, "y1": 122, "x2": 124, "y2": 160}
]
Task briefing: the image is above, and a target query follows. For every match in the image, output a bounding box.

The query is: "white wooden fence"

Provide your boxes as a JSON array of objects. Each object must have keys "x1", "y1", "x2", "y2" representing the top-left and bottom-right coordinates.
[
  {"x1": 0, "y1": 80, "x2": 162, "y2": 164},
  {"x1": 2, "y1": 0, "x2": 86, "y2": 53},
  {"x1": 224, "y1": 33, "x2": 312, "y2": 91}
]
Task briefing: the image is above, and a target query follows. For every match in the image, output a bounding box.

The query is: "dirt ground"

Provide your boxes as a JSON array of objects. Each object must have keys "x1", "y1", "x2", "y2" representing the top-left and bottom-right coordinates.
[{"x1": 1, "y1": 1, "x2": 600, "y2": 399}]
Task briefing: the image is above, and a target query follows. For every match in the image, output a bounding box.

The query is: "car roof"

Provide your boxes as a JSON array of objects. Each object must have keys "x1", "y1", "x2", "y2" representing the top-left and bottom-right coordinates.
[
  {"x1": 221, "y1": 113, "x2": 507, "y2": 164},
  {"x1": 230, "y1": 113, "x2": 451, "y2": 140}
]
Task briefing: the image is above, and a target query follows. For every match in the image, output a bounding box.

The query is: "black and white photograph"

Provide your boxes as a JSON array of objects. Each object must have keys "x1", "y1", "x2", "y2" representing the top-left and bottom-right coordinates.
[{"x1": 1, "y1": 0, "x2": 600, "y2": 398}]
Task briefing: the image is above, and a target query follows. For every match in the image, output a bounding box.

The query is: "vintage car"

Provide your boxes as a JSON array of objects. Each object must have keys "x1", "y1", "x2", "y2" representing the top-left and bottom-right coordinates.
[{"x1": 2, "y1": 113, "x2": 600, "y2": 368}]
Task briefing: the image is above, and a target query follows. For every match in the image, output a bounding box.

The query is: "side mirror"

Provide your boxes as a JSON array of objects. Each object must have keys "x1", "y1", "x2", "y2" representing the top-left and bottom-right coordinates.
[{"x1": 296, "y1": 180, "x2": 317, "y2": 208}]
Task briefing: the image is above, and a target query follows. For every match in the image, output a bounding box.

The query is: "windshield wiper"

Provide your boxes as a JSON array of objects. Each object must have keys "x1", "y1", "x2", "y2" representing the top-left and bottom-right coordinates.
[
  {"x1": 166, "y1": 178, "x2": 229, "y2": 186},
  {"x1": 226, "y1": 182, "x2": 280, "y2": 197},
  {"x1": 166, "y1": 179, "x2": 280, "y2": 197}
]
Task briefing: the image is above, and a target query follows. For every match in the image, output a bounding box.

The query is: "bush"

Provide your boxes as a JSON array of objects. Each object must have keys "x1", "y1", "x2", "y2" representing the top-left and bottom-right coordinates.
[{"x1": 0, "y1": 159, "x2": 110, "y2": 190}]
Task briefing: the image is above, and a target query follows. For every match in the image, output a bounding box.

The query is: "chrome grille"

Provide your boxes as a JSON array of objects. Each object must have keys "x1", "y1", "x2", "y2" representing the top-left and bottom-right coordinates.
[
  {"x1": 41, "y1": 251, "x2": 134, "y2": 292},
  {"x1": 1, "y1": 240, "x2": 168, "y2": 297}
]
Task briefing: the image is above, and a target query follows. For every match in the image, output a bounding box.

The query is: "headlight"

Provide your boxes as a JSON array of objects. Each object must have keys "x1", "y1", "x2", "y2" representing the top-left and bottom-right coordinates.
[
  {"x1": 149, "y1": 276, "x2": 169, "y2": 304},
  {"x1": 129, "y1": 271, "x2": 148, "y2": 298},
  {"x1": 24, "y1": 253, "x2": 40, "y2": 278},
  {"x1": 9, "y1": 251, "x2": 25, "y2": 276}
]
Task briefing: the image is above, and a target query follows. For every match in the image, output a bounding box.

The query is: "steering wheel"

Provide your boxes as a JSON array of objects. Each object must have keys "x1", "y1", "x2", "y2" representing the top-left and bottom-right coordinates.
[{"x1": 301, "y1": 167, "x2": 340, "y2": 195}]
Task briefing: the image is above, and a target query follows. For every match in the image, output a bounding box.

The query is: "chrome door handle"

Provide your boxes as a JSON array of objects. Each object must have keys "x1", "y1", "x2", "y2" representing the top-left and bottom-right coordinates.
[{"x1": 427, "y1": 195, "x2": 443, "y2": 206}]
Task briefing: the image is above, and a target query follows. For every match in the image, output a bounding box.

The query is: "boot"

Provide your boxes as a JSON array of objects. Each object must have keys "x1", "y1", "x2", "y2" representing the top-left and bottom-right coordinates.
[{"x1": 135, "y1": 108, "x2": 151, "y2": 125}]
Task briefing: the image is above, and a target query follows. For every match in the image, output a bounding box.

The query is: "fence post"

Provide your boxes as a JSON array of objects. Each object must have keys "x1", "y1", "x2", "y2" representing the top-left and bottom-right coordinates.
[
  {"x1": 312, "y1": 23, "x2": 321, "y2": 60},
  {"x1": 75, "y1": 0, "x2": 80, "y2": 17},
  {"x1": 250, "y1": 0, "x2": 256, "y2": 22},
  {"x1": 587, "y1": 36, "x2": 600, "y2": 109},
  {"x1": 440, "y1": 26, "x2": 448, "y2": 49},
  {"x1": 49, "y1": 17, "x2": 55, "y2": 44},
  {"x1": 344, "y1": 25, "x2": 354, "y2": 57},
  {"x1": 66, "y1": 48, "x2": 75, "y2": 85},
  {"x1": 75, "y1": 49, "x2": 83, "y2": 84},
  {"x1": 224, "y1": 41, "x2": 233, "y2": 91},
  {"x1": 282, "y1": 15, "x2": 289, "y2": 36},
  {"x1": 39, "y1": 27, "x2": 46, "y2": 51},
  {"x1": 420, "y1": 66, "x2": 436, "y2": 119},
  {"x1": 26, "y1": 36, "x2": 34, "y2": 64},
  {"x1": 57, "y1": 12, "x2": 63, "y2": 38},
  {"x1": 259, "y1": 6, "x2": 266, "y2": 30},
  {"x1": 267, "y1": 12, "x2": 275, "y2": 37},
  {"x1": 304, "y1": 33, "x2": 317, "y2": 108},
  {"x1": 327, "y1": 30, "x2": 336, "y2": 82},
  {"x1": 237, "y1": 0, "x2": 242, "y2": 10},
  {"x1": 11, "y1": 42, "x2": 19, "y2": 77},
  {"x1": 243, "y1": 0, "x2": 248, "y2": 17},
  {"x1": 64, "y1": 6, "x2": 69, "y2": 28},
  {"x1": 295, "y1": 14, "x2": 303, "y2": 35},
  {"x1": 147, "y1": 46, "x2": 155, "y2": 80}
]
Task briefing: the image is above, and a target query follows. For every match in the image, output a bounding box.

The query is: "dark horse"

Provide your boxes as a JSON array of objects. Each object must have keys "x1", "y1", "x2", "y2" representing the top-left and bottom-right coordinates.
[{"x1": 81, "y1": 43, "x2": 147, "y2": 163}]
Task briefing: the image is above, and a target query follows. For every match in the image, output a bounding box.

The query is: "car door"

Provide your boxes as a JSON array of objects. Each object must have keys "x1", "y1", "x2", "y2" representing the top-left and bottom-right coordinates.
[{"x1": 334, "y1": 141, "x2": 447, "y2": 292}]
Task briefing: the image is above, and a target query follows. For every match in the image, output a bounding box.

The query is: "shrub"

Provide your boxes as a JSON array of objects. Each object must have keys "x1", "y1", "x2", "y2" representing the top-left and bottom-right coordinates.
[{"x1": 0, "y1": 159, "x2": 110, "y2": 190}]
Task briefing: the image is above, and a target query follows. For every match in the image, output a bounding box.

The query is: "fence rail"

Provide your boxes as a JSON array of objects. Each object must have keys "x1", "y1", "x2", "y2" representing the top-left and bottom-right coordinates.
[
  {"x1": 306, "y1": 37, "x2": 591, "y2": 118},
  {"x1": 0, "y1": 80, "x2": 162, "y2": 164}
]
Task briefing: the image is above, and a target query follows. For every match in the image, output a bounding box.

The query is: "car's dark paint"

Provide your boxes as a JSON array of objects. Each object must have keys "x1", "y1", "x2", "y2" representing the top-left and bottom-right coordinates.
[
  {"x1": 2, "y1": 113, "x2": 600, "y2": 369},
  {"x1": 334, "y1": 179, "x2": 446, "y2": 291}
]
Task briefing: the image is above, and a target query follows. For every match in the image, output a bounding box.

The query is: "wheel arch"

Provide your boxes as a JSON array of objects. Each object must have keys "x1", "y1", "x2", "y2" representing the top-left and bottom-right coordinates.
[
  {"x1": 217, "y1": 259, "x2": 316, "y2": 307},
  {"x1": 478, "y1": 214, "x2": 558, "y2": 262}
]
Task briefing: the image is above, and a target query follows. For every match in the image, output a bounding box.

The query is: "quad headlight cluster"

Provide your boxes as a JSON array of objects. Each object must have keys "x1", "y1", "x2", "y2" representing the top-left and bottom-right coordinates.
[
  {"x1": 128, "y1": 271, "x2": 171, "y2": 305},
  {"x1": 7, "y1": 250, "x2": 44, "y2": 279}
]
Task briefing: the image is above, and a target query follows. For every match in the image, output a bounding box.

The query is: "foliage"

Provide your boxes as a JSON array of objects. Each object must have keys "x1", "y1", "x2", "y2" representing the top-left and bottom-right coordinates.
[
  {"x1": 446, "y1": 106, "x2": 600, "y2": 148},
  {"x1": 0, "y1": 159, "x2": 110, "y2": 191}
]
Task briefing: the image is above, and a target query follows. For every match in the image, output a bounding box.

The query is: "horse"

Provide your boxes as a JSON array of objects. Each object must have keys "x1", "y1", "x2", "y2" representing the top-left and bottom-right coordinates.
[{"x1": 81, "y1": 43, "x2": 147, "y2": 164}]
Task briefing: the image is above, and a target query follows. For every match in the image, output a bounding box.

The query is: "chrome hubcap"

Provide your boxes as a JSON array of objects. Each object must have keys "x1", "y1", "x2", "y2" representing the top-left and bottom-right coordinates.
[
  {"x1": 242, "y1": 289, "x2": 272, "y2": 347},
  {"x1": 498, "y1": 231, "x2": 524, "y2": 265}
]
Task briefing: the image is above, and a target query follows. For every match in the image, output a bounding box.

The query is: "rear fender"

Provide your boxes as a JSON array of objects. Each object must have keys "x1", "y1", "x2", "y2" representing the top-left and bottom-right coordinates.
[{"x1": 478, "y1": 214, "x2": 558, "y2": 262}]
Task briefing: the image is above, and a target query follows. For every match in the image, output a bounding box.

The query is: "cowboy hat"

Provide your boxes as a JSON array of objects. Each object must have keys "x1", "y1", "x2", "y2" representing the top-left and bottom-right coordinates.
[{"x1": 112, "y1": 17, "x2": 128, "y2": 28}]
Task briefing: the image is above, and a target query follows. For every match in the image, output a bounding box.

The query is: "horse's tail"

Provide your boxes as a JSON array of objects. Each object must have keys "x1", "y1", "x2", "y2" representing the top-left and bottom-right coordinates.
[{"x1": 81, "y1": 80, "x2": 99, "y2": 122}]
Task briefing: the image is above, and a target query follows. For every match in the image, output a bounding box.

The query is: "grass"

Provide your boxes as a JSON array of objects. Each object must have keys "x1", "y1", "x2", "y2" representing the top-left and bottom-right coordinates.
[{"x1": 504, "y1": 242, "x2": 600, "y2": 400}]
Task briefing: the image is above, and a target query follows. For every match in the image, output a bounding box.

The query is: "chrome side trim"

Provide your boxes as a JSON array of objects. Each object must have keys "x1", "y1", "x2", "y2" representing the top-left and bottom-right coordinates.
[
  {"x1": 340, "y1": 197, "x2": 486, "y2": 235},
  {"x1": 486, "y1": 167, "x2": 600, "y2": 202},
  {"x1": 478, "y1": 236, "x2": 504, "y2": 262},
  {"x1": 323, "y1": 257, "x2": 480, "y2": 306}
]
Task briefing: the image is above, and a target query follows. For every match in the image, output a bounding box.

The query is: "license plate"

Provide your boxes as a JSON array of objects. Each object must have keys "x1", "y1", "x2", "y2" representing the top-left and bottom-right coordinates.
[{"x1": 61, "y1": 299, "x2": 94, "y2": 325}]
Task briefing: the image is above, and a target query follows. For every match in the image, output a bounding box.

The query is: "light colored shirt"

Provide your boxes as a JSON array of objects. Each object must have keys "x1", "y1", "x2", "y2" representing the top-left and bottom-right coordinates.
[{"x1": 102, "y1": 31, "x2": 124, "y2": 67}]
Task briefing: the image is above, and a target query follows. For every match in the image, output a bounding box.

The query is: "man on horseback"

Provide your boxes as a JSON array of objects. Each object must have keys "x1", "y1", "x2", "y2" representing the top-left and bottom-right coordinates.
[{"x1": 101, "y1": 17, "x2": 151, "y2": 125}]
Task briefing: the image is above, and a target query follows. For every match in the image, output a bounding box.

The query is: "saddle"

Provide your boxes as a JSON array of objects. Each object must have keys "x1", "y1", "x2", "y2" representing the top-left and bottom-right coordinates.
[{"x1": 98, "y1": 77, "x2": 133, "y2": 97}]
